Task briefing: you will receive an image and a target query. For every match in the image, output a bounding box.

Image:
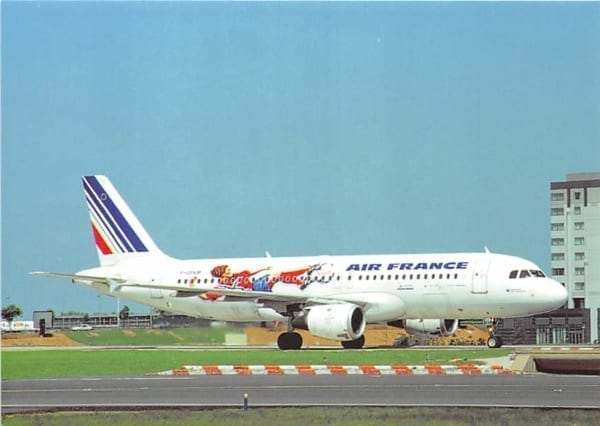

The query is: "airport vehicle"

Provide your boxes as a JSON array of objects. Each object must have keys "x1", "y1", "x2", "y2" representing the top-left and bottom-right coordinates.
[
  {"x1": 1, "y1": 320, "x2": 36, "y2": 333},
  {"x1": 33, "y1": 175, "x2": 568, "y2": 349}
]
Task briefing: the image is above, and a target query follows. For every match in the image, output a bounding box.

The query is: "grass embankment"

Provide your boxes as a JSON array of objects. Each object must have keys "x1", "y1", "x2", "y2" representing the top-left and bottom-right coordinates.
[
  {"x1": 1, "y1": 348, "x2": 510, "y2": 380},
  {"x1": 63, "y1": 327, "x2": 235, "y2": 346},
  {"x1": 3, "y1": 407, "x2": 599, "y2": 426}
]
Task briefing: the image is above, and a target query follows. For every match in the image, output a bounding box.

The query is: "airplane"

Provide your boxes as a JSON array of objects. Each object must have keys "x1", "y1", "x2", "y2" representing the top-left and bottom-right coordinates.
[{"x1": 32, "y1": 175, "x2": 568, "y2": 350}]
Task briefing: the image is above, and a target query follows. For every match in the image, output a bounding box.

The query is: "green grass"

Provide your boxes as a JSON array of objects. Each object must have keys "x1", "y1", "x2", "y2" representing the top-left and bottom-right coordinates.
[
  {"x1": 3, "y1": 407, "x2": 599, "y2": 426},
  {"x1": 1, "y1": 348, "x2": 510, "y2": 380},
  {"x1": 64, "y1": 327, "x2": 236, "y2": 346}
]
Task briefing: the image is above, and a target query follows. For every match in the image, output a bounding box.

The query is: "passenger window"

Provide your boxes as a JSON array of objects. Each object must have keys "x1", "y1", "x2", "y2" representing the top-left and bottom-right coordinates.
[
  {"x1": 439, "y1": 274, "x2": 443, "y2": 279},
  {"x1": 177, "y1": 279, "x2": 181, "y2": 284},
  {"x1": 454, "y1": 274, "x2": 458, "y2": 279},
  {"x1": 509, "y1": 270, "x2": 518, "y2": 279},
  {"x1": 358, "y1": 275, "x2": 362, "y2": 280}
]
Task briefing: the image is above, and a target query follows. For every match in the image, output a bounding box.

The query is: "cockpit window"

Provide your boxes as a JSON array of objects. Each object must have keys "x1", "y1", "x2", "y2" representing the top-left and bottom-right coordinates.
[
  {"x1": 519, "y1": 270, "x2": 531, "y2": 278},
  {"x1": 510, "y1": 269, "x2": 546, "y2": 279}
]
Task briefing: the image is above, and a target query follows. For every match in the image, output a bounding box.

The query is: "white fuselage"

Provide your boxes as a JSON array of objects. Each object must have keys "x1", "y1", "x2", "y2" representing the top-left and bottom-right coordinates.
[{"x1": 76, "y1": 252, "x2": 567, "y2": 323}]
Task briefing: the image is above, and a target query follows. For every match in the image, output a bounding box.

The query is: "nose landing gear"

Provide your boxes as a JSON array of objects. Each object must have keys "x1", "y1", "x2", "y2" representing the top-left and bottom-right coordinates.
[{"x1": 486, "y1": 318, "x2": 503, "y2": 348}]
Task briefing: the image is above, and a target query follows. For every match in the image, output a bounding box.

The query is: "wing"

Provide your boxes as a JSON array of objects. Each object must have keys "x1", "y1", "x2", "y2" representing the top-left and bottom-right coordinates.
[{"x1": 31, "y1": 272, "x2": 399, "y2": 313}]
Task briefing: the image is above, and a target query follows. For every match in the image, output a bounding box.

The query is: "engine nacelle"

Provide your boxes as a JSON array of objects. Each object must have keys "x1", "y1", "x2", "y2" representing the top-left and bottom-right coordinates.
[
  {"x1": 292, "y1": 304, "x2": 366, "y2": 341},
  {"x1": 402, "y1": 319, "x2": 459, "y2": 337}
]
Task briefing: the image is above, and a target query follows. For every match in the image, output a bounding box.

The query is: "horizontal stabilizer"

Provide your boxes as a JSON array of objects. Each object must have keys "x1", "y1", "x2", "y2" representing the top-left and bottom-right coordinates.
[{"x1": 30, "y1": 271, "x2": 126, "y2": 284}]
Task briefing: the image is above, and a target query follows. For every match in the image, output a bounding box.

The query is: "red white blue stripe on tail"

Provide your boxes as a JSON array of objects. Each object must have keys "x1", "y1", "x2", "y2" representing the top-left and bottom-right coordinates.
[{"x1": 82, "y1": 175, "x2": 161, "y2": 264}]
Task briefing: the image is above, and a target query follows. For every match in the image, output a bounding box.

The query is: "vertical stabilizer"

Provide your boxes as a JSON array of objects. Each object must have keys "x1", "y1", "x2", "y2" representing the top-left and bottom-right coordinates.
[{"x1": 82, "y1": 175, "x2": 165, "y2": 266}]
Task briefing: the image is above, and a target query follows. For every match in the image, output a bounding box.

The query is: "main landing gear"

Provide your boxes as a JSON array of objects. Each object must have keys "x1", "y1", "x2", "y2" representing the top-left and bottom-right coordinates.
[
  {"x1": 341, "y1": 335, "x2": 365, "y2": 349},
  {"x1": 486, "y1": 318, "x2": 503, "y2": 348},
  {"x1": 278, "y1": 312, "x2": 304, "y2": 350},
  {"x1": 277, "y1": 331, "x2": 303, "y2": 350}
]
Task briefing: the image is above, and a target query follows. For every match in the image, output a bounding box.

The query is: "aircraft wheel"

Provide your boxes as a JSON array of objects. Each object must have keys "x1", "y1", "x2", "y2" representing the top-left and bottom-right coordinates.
[
  {"x1": 277, "y1": 332, "x2": 303, "y2": 350},
  {"x1": 487, "y1": 335, "x2": 503, "y2": 349},
  {"x1": 341, "y1": 335, "x2": 365, "y2": 349}
]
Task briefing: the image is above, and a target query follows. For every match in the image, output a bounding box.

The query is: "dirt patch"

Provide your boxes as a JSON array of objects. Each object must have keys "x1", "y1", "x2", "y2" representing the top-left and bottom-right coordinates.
[
  {"x1": 1, "y1": 332, "x2": 81, "y2": 347},
  {"x1": 245, "y1": 324, "x2": 489, "y2": 347},
  {"x1": 122, "y1": 330, "x2": 136, "y2": 337}
]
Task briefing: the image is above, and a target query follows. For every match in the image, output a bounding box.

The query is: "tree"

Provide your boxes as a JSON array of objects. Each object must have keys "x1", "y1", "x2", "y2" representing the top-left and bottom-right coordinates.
[
  {"x1": 2, "y1": 304, "x2": 23, "y2": 322},
  {"x1": 119, "y1": 305, "x2": 130, "y2": 321}
]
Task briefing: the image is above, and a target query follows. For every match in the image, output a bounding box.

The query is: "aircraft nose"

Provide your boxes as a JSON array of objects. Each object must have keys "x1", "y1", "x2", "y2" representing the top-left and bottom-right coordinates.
[{"x1": 546, "y1": 279, "x2": 568, "y2": 309}]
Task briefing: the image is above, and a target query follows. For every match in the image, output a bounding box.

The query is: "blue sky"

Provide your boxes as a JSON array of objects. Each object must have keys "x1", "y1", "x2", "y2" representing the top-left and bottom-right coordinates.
[{"x1": 2, "y1": 2, "x2": 600, "y2": 318}]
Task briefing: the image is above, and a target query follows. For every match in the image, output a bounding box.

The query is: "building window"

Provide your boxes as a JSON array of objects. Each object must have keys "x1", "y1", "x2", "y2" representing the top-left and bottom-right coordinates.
[
  {"x1": 574, "y1": 282, "x2": 585, "y2": 291},
  {"x1": 551, "y1": 223, "x2": 564, "y2": 231},
  {"x1": 575, "y1": 267, "x2": 585, "y2": 276},
  {"x1": 574, "y1": 252, "x2": 585, "y2": 261},
  {"x1": 552, "y1": 253, "x2": 565, "y2": 261},
  {"x1": 574, "y1": 222, "x2": 584, "y2": 230},
  {"x1": 551, "y1": 268, "x2": 564, "y2": 276},
  {"x1": 574, "y1": 206, "x2": 581, "y2": 215},
  {"x1": 574, "y1": 192, "x2": 581, "y2": 200},
  {"x1": 551, "y1": 208, "x2": 564, "y2": 216},
  {"x1": 574, "y1": 298, "x2": 585, "y2": 309},
  {"x1": 551, "y1": 238, "x2": 564, "y2": 246},
  {"x1": 574, "y1": 237, "x2": 584, "y2": 246},
  {"x1": 551, "y1": 192, "x2": 564, "y2": 201}
]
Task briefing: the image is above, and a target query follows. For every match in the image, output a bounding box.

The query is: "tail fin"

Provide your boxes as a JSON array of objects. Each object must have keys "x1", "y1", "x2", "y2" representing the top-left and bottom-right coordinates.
[{"x1": 82, "y1": 175, "x2": 165, "y2": 266}]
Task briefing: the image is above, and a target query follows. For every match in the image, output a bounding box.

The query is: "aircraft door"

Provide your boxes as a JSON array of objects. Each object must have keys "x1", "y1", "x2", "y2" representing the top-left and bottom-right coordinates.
[{"x1": 471, "y1": 258, "x2": 489, "y2": 294}]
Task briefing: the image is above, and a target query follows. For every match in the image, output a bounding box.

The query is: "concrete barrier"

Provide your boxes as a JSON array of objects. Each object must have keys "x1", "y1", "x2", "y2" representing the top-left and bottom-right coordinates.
[{"x1": 156, "y1": 364, "x2": 517, "y2": 376}]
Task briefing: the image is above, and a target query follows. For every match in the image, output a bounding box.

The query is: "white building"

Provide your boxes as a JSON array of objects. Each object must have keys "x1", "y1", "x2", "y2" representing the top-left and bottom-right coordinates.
[{"x1": 550, "y1": 172, "x2": 600, "y2": 344}]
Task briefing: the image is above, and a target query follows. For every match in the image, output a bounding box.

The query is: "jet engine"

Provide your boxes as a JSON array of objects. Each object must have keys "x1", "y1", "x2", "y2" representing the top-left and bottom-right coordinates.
[
  {"x1": 292, "y1": 304, "x2": 366, "y2": 341},
  {"x1": 401, "y1": 319, "x2": 459, "y2": 337}
]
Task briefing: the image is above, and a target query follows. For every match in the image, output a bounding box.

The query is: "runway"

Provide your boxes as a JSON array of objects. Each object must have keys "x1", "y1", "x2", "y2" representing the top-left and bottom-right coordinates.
[{"x1": 2, "y1": 374, "x2": 599, "y2": 413}]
